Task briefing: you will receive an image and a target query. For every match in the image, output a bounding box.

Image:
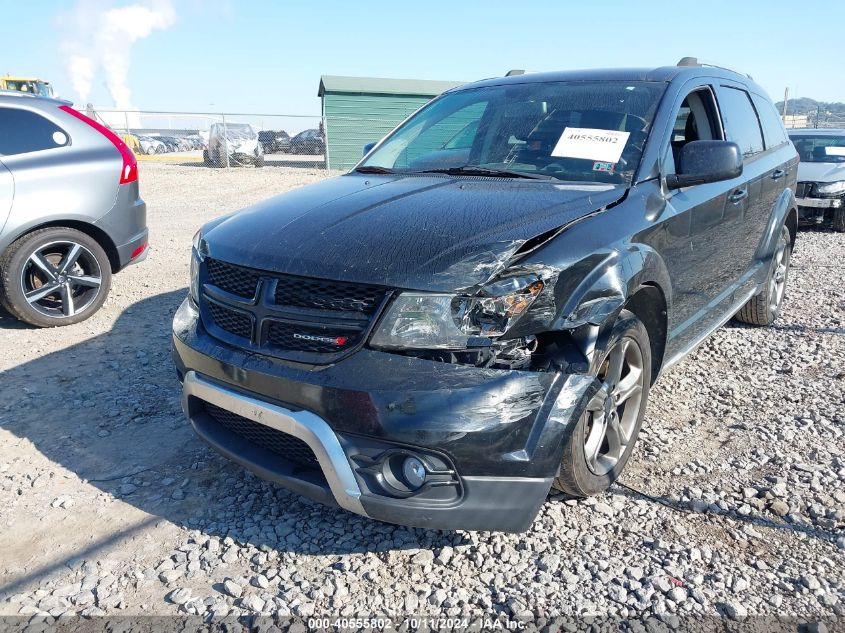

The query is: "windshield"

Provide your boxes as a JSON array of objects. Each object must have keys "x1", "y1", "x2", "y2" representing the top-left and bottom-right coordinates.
[
  {"x1": 789, "y1": 134, "x2": 845, "y2": 163},
  {"x1": 360, "y1": 80, "x2": 665, "y2": 184},
  {"x1": 221, "y1": 124, "x2": 255, "y2": 139},
  {"x1": 35, "y1": 81, "x2": 53, "y2": 98}
]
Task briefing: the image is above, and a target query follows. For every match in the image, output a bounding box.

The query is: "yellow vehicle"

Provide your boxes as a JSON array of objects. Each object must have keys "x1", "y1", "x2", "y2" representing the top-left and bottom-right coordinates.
[{"x1": 0, "y1": 75, "x2": 55, "y2": 98}]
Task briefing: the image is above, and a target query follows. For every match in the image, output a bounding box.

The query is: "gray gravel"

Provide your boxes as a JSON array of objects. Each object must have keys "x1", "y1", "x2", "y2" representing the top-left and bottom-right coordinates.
[{"x1": 0, "y1": 163, "x2": 843, "y2": 620}]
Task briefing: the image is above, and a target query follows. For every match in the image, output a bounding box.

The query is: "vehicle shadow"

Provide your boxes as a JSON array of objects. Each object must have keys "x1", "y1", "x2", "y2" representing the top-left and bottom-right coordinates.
[{"x1": 0, "y1": 290, "x2": 467, "y2": 589}]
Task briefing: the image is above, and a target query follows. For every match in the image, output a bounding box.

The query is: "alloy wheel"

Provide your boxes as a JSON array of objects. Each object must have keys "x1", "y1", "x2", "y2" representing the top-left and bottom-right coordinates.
[
  {"x1": 582, "y1": 337, "x2": 646, "y2": 476},
  {"x1": 20, "y1": 240, "x2": 103, "y2": 319},
  {"x1": 769, "y1": 227, "x2": 791, "y2": 313}
]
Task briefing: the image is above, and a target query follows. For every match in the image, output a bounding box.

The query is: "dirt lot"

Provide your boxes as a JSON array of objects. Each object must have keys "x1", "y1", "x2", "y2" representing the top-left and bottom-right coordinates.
[{"x1": 0, "y1": 163, "x2": 843, "y2": 622}]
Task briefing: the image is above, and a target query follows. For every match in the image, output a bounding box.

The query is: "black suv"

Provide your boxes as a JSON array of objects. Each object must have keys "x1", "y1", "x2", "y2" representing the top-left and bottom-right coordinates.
[
  {"x1": 173, "y1": 59, "x2": 798, "y2": 532},
  {"x1": 258, "y1": 130, "x2": 291, "y2": 154}
]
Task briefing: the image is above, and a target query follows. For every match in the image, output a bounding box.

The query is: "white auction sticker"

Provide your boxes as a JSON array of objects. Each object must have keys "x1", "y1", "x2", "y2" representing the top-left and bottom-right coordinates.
[
  {"x1": 551, "y1": 127, "x2": 630, "y2": 163},
  {"x1": 825, "y1": 146, "x2": 845, "y2": 157}
]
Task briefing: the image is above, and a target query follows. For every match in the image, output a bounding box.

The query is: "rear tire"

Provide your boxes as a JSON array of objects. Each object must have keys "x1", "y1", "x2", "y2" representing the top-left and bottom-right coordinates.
[
  {"x1": 734, "y1": 224, "x2": 792, "y2": 326},
  {"x1": 255, "y1": 155, "x2": 265, "y2": 168},
  {"x1": 0, "y1": 227, "x2": 112, "y2": 327},
  {"x1": 203, "y1": 149, "x2": 211, "y2": 166},
  {"x1": 832, "y1": 208, "x2": 845, "y2": 233},
  {"x1": 552, "y1": 309, "x2": 652, "y2": 497}
]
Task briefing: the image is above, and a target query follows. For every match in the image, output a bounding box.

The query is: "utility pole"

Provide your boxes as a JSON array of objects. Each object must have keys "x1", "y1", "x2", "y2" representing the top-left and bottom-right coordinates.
[{"x1": 782, "y1": 87, "x2": 789, "y2": 122}]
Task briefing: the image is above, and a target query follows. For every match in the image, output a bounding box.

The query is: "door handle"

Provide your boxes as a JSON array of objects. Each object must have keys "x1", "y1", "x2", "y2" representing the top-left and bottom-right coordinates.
[
  {"x1": 728, "y1": 189, "x2": 749, "y2": 204},
  {"x1": 771, "y1": 169, "x2": 785, "y2": 180}
]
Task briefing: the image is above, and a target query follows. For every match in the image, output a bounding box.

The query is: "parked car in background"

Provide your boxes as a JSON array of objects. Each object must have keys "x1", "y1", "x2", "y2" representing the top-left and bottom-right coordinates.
[
  {"x1": 787, "y1": 128, "x2": 845, "y2": 231},
  {"x1": 204, "y1": 123, "x2": 264, "y2": 167},
  {"x1": 258, "y1": 130, "x2": 291, "y2": 154},
  {"x1": 0, "y1": 91, "x2": 147, "y2": 326},
  {"x1": 173, "y1": 60, "x2": 798, "y2": 532},
  {"x1": 186, "y1": 135, "x2": 205, "y2": 150},
  {"x1": 158, "y1": 136, "x2": 182, "y2": 153},
  {"x1": 138, "y1": 135, "x2": 165, "y2": 155},
  {"x1": 289, "y1": 128, "x2": 325, "y2": 155}
]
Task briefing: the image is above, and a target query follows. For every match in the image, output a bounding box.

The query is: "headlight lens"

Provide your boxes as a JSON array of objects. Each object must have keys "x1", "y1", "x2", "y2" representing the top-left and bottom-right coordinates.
[
  {"x1": 370, "y1": 276, "x2": 544, "y2": 350},
  {"x1": 816, "y1": 180, "x2": 845, "y2": 195},
  {"x1": 189, "y1": 229, "x2": 203, "y2": 303}
]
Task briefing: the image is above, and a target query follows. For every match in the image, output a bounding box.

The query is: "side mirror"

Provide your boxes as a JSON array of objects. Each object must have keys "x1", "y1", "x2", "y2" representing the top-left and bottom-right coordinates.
[
  {"x1": 363, "y1": 142, "x2": 376, "y2": 156},
  {"x1": 666, "y1": 140, "x2": 743, "y2": 189}
]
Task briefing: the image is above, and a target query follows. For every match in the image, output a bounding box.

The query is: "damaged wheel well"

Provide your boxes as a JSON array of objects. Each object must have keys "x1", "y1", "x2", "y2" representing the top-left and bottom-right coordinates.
[{"x1": 623, "y1": 284, "x2": 667, "y2": 383}]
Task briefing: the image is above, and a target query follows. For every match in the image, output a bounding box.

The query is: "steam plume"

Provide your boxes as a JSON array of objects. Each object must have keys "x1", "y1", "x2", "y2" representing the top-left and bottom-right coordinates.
[{"x1": 60, "y1": 0, "x2": 176, "y2": 109}]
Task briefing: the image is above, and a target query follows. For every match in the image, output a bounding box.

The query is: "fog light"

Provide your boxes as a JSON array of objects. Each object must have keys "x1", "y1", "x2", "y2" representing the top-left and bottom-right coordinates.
[{"x1": 402, "y1": 457, "x2": 427, "y2": 489}]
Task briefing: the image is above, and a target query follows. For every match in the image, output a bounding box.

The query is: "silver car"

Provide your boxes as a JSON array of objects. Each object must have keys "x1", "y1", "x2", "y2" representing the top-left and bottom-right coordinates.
[
  {"x1": 787, "y1": 128, "x2": 845, "y2": 232},
  {"x1": 0, "y1": 91, "x2": 148, "y2": 326}
]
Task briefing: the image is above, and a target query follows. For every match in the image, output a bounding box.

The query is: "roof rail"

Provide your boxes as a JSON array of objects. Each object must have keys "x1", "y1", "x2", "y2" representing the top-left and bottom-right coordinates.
[
  {"x1": 505, "y1": 69, "x2": 525, "y2": 77},
  {"x1": 676, "y1": 57, "x2": 753, "y2": 80}
]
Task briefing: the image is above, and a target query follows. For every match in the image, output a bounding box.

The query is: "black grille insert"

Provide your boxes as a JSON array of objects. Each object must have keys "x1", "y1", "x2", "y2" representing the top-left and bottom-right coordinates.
[
  {"x1": 204, "y1": 402, "x2": 319, "y2": 469},
  {"x1": 200, "y1": 259, "x2": 391, "y2": 361},
  {"x1": 208, "y1": 302, "x2": 252, "y2": 339},
  {"x1": 274, "y1": 275, "x2": 385, "y2": 314},
  {"x1": 206, "y1": 258, "x2": 261, "y2": 298}
]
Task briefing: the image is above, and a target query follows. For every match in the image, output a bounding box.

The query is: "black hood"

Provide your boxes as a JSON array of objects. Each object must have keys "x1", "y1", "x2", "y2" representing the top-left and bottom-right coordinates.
[{"x1": 203, "y1": 173, "x2": 625, "y2": 292}]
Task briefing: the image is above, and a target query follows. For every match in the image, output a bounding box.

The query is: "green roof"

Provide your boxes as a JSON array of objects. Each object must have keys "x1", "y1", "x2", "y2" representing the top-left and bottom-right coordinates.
[{"x1": 319, "y1": 75, "x2": 464, "y2": 98}]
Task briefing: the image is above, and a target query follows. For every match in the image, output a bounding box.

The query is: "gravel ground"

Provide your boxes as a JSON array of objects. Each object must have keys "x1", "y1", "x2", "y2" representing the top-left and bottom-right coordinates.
[{"x1": 0, "y1": 163, "x2": 843, "y2": 624}]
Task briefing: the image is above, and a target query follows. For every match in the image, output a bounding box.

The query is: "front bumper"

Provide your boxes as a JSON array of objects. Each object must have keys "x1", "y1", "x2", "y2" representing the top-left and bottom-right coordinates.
[
  {"x1": 172, "y1": 298, "x2": 595, "y2": 532},
  {"x1": 796, "y1": 197, "x2": 842, "y2": 209}
]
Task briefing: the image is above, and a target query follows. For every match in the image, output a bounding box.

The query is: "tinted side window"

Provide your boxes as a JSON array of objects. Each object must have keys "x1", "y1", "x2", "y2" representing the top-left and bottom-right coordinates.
[
  {"x1": 0, "y1": 107, "x2": 69, "y2": 156},
  {"x1": 751, "y1": 94, "x2": 789, "y2": 149},
  {"x1": 717, "y1": 87, "x2": 764, "y2": 158}
]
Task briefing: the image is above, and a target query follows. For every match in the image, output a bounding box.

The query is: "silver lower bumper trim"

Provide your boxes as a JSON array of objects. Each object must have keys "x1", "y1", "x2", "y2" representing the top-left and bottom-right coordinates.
[
  {"x1": 181, "y1": 371, "x2": 365, "y2": 516},
  {"x1": 796, "y1": 196, "x2": 841, "y2": 208}
]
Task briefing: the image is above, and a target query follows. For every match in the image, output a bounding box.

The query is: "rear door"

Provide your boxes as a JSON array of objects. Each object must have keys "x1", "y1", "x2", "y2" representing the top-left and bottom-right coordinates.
[
  {"x1": 0, "y1": 159, "x2": 12, "y2": 232},
  {"x1": 713, "y1": 84, "x2": 768, "y2": 289},
  {"x1": 750, "y1": 91, "x2": 796, "y2": 228}
]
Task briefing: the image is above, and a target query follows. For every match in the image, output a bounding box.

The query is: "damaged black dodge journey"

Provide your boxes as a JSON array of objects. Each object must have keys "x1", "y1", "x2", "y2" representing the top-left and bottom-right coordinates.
[{"x1": 173, "y1": 59, "x2": 798, "y2": 532}]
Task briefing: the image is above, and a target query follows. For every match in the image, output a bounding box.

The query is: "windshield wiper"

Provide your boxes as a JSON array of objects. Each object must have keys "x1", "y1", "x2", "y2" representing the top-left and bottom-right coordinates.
[
  {"x1": 416, "y1": 166, "x2": 554, "y2": 180},
  {"x1": 354, "y1": 165, "x2": 396, "y2": 174}
]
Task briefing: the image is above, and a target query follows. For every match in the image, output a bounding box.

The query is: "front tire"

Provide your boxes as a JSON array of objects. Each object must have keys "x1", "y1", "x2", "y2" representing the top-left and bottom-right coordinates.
[
  {"x1": 0, "y1": 227, "x2": 112, "y2": 327},
  {"x1": 832, "y1": 207, "x2": 845, "y2": 233},
  {"x1": 553, "y1": 309, "x2": 652, "y2": 497},
  {"x1": 734, "y1": 224, "x2": 792, "y2": 326}
]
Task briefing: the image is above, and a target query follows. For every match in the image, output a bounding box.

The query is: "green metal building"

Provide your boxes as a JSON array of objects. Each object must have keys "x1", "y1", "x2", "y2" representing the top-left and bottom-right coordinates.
[{"x1": 319, "y1": 75, "x2": 464, "y2": 170}]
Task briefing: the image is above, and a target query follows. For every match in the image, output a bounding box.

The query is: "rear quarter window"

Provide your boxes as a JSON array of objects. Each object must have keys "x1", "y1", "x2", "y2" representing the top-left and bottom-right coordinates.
[
  {"x1": 0, "y1": 107, "x2": 69, "y2": 156},
  {"x1": 717, "y1": 87, "x2": 764, "y2": 159},
  {"x1": 751, "y1": 94, "x2": 789, "y2": 149}
]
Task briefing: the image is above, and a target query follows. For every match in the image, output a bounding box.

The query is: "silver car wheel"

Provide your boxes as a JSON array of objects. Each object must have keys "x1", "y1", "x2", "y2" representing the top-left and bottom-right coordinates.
[
  {"x1": 769, "y1": 226, "x2": 791, "y2": 313},
  {"x1": 582, "y1": 337, "x2": 645, "y2": 476},
  {"x1": 20, "y1": 240, "x2": 103, "y2": 318}
]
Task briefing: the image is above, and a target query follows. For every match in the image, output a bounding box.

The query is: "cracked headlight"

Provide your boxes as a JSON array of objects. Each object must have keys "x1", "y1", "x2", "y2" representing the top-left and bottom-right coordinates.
[
  {"x1": 370, "y1": 276, "x2": 544, "y2": 350},
  {"x1": 816, "y1": 180, "x2": 845, "y2": 196}
]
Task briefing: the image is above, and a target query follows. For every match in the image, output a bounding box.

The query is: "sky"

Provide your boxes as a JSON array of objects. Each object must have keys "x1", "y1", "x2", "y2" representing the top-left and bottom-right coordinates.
[{"x1": 2, "y1": 0, "x2": 843, "y2": 119}]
